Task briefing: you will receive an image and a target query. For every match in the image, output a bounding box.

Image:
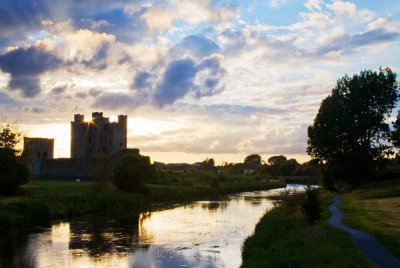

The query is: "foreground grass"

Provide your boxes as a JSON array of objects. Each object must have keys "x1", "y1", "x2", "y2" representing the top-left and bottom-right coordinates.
[
  {"x1": 340, "y1": 179, "x2": 400, "y2": 259},
  {"x1": 241, "y1": 189, "x2": 377, "y2": 268},
  {"x1": 0, "y1": 178, "x2": 286, "y2": 231}
]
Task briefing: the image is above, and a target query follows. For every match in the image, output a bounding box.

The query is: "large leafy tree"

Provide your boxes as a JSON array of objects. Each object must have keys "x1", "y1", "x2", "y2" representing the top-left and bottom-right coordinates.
[
  {"x1": 0, "y1": 122, "x2": 30, "y2": 194},
  {"x1": 307, "y1": 68, "x2": 398, "y2": 185},
  {"x1": 244, "y1": 154, "x2": 262, "y2": 167}
]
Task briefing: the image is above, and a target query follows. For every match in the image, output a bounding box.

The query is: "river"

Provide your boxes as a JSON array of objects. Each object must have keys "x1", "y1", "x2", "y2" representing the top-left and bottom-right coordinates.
[{"x1": 2, "y1": 185, "x2": 302, "y2": 268}]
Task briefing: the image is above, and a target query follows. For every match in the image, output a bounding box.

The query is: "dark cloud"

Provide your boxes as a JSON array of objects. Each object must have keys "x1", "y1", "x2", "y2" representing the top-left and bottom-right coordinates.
[
  {"x1": 89, "y1": 88, "x2": 103, "y2": 97},
  {"x1": 78, "y1": 7, "x2": 149, "y2": 43},
  {"x1": 0, "y1": 91, "x2": 16, "y2": 104},
  {"x1": 82, "y1": 42, "x2": 110, "y2": 70},
  {"x1": 133, "y1": 71, "x2": 151, "y2": 89},
  {"x1": 152, "y1": 56, "x2": 225, "y2": 107},
  {"x1": 153, "y1": 59, "x2": 197, "y2": 107},
  {"x1": 0, "y1": 0, "x2": 50, "y2": 48},
  {"x1": 0, "y1": 46, "x2": 62, "y2": 97},
  {"x1": 95, "y1": 92, "x2": 136, "y2": 110},
  {"x1": 75, "y1": 91, "x2": 88, "y2": 99},
  {"x1": 316, "y1": 28, "x2": 400, "y2": 56},
  {"x1": 51, "y1": 85, "x2": 67, "y2": 95},
  {"x1": 350, "y1": 28, "x2": 400, "y2": 46},
  {"x1": 178, "y1": 35, "x2": 220, "y2": 58}
]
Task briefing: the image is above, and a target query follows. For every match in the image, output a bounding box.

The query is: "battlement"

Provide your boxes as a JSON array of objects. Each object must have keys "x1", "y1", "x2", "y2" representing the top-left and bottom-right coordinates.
[
  {"x1": 74, "y1": 114, "x2": 84, "y2": 123},
  {"x1": 92, "y1": 112, "x2": 103, "y2": 119}
]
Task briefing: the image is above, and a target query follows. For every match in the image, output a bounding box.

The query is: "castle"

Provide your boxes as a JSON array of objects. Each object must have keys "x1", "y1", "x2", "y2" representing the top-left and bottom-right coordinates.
[{"x1": 24, "y1": 112, "x2": 139, "y2": 180}]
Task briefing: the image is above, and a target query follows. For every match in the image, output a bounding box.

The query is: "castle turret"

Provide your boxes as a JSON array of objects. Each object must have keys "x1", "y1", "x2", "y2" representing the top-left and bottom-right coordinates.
[{"x1": 74, "y1": 114, "x2": 84, "y2": 123}]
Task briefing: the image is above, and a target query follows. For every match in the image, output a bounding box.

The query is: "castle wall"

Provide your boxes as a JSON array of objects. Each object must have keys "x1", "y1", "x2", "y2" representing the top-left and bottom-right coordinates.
[
  {"x1": 23, "y1": 137, "x2": 54, "y2": 177},
  {"x1": 40, "y1": 158, "x2": 94, "y2": 180}
]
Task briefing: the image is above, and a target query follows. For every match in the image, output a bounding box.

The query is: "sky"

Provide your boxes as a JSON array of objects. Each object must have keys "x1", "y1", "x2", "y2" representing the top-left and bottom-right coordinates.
[{"x1": 0, "y1": 0, "x2": 400, "y2": 164}]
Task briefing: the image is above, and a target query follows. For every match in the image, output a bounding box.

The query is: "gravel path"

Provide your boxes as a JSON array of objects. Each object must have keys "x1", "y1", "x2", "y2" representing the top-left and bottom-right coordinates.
[{"x1": 327, "y1": 190, "x2": 400, "y2": 268}]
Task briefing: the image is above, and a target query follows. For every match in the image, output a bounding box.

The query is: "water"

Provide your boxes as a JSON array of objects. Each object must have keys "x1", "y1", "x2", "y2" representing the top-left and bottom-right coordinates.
[{"x1": 2, "y1": 186, "x2": 302, "y2": 268}]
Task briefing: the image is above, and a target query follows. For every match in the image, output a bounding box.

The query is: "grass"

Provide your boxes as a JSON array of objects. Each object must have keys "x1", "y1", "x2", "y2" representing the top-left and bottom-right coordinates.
[
  {"x1": 0, "y1": 175, "x2": 286, "y2": 231},
  {"x1": 340, "y1": 179, "x2": 400, "y2": 259},
  {"x1": 240, "y1": 188, "x2": 378, "y2": 268}
]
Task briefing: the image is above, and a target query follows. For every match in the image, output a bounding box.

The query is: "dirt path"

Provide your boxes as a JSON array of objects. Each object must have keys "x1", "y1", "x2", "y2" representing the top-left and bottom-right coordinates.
[{"x1": 327, "y1": 191, "x2": 400, "y2": 268}]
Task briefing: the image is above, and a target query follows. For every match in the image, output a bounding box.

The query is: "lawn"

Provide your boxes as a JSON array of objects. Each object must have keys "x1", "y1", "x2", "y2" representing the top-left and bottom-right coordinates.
[{"x1": 340, "y1": 179, "x2": 400, "y2": 259}]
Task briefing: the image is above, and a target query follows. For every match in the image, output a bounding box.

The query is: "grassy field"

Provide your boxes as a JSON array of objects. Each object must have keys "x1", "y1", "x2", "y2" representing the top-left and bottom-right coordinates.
[
  {"x1": 340, "y1": 179, "x2": 400, "y2": 259},
  {"x1": 240, "y1": 188, "x2": 378, "y2": 268},
  {"x1": 0, "y1": 175, "x2": 286, "y2": 231}
]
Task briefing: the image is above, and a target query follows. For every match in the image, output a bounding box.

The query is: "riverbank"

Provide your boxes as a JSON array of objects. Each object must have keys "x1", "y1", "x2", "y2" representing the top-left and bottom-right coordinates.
[
  {"x1": 240, "y1": 188, "x2": 378, "y2": 268},
  {"x1": 340, "y1": 179, "x2": 400, "y2": 259},
  {"x1": 0, "y1": 179, "x2": 286, "y2": 231}
]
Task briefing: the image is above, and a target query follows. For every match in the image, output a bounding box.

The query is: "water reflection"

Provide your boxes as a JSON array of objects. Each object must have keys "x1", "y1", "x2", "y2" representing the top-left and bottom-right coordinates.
[{"x1": 2, "y1": 186, "x2": 299, "y2": 267}]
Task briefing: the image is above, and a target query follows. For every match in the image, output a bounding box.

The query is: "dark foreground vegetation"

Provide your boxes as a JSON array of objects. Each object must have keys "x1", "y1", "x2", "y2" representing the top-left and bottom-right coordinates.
[{"x1": 241, "y1": 187, "x2": 377, "y2": 268}]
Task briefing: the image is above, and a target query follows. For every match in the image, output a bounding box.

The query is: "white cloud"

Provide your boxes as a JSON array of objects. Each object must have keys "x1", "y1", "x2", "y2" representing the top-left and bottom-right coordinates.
[
  {"x1": 270, "y1": 0, "x2": 288, "y2": 8},
  {"x1": 305, "y1": 0, "x2": 323, "y2": 11},
  {"x1": 327, "y1": 0, "x2": 374, "y2": 22}
]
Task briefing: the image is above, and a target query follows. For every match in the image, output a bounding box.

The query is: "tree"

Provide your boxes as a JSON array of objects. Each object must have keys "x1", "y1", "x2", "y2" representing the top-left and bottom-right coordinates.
[
  {"x1": 267, "y1": 155, "x2": 287, "y2": 166},
  {"x1": 0, "y1": 122, "x2": 24, "y2": 153},
  {"x1": 307, "y1": 68, "x2": 398, "y2": 186},
  {"x1": 113, "y1": 153, "x2": 156, "y2": 193},
  {"x1": 90, "y1": 153, "x2": 113, "y2": 196},
  {"x1": 391, "y1": 111, "x2": 400, "y2": 150},
  {"x1": 244, "y1": 154, "x2": 262, "y2": 167},
  {"x1": 0, "y1": 121, "x2": 30, "y2": 194}
]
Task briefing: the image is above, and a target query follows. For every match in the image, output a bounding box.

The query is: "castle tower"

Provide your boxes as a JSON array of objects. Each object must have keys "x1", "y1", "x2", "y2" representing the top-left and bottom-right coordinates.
[
  {"x1": 23, "y1": 137, "x2": 54, "y2": 177},
  {"x1": 71, "y1": 112, "x2": 128, "y2": 159}
]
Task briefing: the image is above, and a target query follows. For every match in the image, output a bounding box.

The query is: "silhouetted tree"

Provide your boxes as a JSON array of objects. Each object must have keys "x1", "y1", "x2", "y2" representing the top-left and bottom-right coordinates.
[
  {"x1": 113, "y1": 154, "x2": 155, "y2": 193},
  {"x1": 0, "y1": 122, "x2": 30, "y2": 195},
  {"x1": 244, "y1": 154, "x2": 262, "y2": 167},
  {"x1": 307, "y1": 68, "x2": 398, "y2": 186},
  {"x1": 391, "y1": 111, "x2": 400, "y2": 151}
]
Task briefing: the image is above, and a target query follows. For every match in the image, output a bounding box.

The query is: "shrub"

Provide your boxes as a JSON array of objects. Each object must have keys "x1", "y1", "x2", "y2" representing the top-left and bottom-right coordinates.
[
  {"x1": 301, "y1": 185, "x2": 322, "y2": 223},
  {"x1": 0, "y1": 148, "x2": 30, "y2": 195},
  {"x1": 113, "y1": 153, "x2": 156, "y2": 193}
]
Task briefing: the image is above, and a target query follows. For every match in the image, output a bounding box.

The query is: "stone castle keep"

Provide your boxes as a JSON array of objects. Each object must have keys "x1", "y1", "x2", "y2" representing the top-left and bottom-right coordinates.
[
  {"x1": 24, "y1": 112, "x2": 138, "y2": 180},
  {"x1": 71, "y1": 112, "x2": 127, "y2": 159}
]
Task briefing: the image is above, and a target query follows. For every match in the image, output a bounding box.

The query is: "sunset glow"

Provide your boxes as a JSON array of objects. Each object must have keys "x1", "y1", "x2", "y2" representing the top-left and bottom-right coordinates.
[{"x1": 1, "y1": 0, "x2": 400, "y2": 164}]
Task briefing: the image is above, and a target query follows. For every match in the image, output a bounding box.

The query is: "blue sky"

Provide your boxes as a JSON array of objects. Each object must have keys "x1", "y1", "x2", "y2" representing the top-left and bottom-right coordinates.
[{"x1": 0, "y1": 0, "x2": 399, "y2": 164}]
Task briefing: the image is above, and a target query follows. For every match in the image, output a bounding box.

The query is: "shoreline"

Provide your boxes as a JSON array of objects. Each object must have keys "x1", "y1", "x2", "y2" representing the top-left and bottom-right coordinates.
[{"x1": 0, "y1": 179, "x2": 286, "y2": 232}]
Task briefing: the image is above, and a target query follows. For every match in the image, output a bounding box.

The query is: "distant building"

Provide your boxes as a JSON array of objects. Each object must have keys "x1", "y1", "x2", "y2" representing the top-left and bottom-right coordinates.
[{"x1": 24, "y1": 112, "x2": 138, "y2": 180}]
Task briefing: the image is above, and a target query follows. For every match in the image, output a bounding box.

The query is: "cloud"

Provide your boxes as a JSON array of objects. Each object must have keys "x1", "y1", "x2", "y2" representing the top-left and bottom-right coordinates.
[
  {"x1": 0, "y1": 0, "x2": 50, "y2": 48},
  {"x1": 153, "y1": 55, "x2": 225, "y2": 107},
  {"x1": 95, "y1": 92, "x2": 136, "y2": 110},
  {"x1": 326, "y1": 0, "x2": 374, "y2": 22},
  {"x1": 270, "y1": 0, "x2": 288, "y2": 8},
  {"x1": 178, "y1": 35, "x2": 220, "y2": 58},
  {"x1": 0, "y1": 45, "x2": 62, "y2": 97},
  {"x1": 316, "y1": 28, "x2": 400, "y2": 56},
  {"x1": 173, "y1": 0, "x2": 237, "y2": 24},
  {"x1": 133, "y1": 71, "x2": 151, "y2": 89},
  {"x1": 51, "y1": 85, "x2": 67, "y2": 95},
  {"x1": 153, "y1": 59, "x2": 197, "y2": 107}
]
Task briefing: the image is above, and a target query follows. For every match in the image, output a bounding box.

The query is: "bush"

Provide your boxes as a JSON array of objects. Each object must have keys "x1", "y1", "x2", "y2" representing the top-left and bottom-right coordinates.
[
  {"x1": 301, "y1": 185, "x2": 322, "y2": 223},
  {"x1": 376, "y1": 166, "x2": 400, "y2": 181},
  {"x1": 0, "y1": 148, "x2": 30, "y2": 195},
  {"x1": 113, "y1": 153, "x2": 156, "y2": 193}
]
